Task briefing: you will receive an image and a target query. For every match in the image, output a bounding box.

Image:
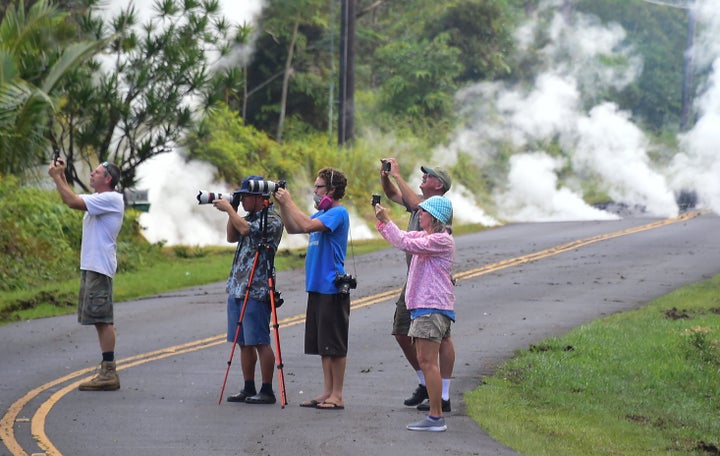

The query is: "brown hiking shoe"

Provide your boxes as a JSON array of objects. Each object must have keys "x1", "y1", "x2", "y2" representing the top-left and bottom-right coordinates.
[{"x1": 79, "y1": 361, "x2": 120, "y2": 391}]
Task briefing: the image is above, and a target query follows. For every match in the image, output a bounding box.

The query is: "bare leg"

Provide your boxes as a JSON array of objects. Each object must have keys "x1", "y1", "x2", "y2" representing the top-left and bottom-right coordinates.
[
  {"x1": 395, "y1": 334, "x2": 420, "y2": 370},
  {"x1": 240, "y1": 345, "x2": 258, "y2": 382},
  {"x1": 319, "y1": 355, "x2": 346, "y2": 407},
  {"x1": 96, "y1": 323, "x2": 115, "y2": 353},
  {"x1": 439, "y1": 336, "x2": 455, "y2": 378},
  {"x1": 257, "y1": 344, "x2": 275, "y2": 384},
  {"x1": 314, "y1": 356, "x2": 333, "y2": 403},
  {"x1": 415, "y1": 338, "x2": 442, "y2": 417}
]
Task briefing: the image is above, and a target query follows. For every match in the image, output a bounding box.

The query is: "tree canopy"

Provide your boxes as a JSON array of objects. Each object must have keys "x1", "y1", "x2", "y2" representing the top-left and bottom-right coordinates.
[{"x1": 0, "y1": 0, "x2": 695, "y2": 190}]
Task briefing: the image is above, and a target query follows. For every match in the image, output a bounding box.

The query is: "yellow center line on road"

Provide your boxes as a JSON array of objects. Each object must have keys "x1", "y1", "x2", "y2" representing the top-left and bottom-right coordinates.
[
  {"x1": 1, "y1": 211, "x2": 702, "y2": 456},
  {"x1": 454, "y1": 211, "x2": 701, "y2": 281}
]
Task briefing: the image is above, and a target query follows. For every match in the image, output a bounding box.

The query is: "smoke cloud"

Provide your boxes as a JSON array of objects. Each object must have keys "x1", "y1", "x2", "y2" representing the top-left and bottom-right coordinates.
[
  {"x1": 671, "y1": 0, "x2": 720, "y2": 214},
  {"x1": 439, "y1": 1, "x2": 711, "y2": 223},
  {"x1": 135, "y1": 0, "x2": 720, "y2": 245}
]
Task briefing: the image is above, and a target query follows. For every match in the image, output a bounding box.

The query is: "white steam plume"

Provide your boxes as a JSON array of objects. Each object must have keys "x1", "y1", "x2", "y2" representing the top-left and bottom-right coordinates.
[
  {"x1": 136, "y1": 152, "x2": 374, "y2": 249},
  {"x1": 137, "y1": 153, "x2": 230, "y2": 246},
  {"x1": 139, "y1": 0, "x2": 720, "y2": 245},
  {"x1": 440, "y1": 4, "x2": 683, "y2": 222},
  {"x1": 496, "y1": 152, "x2": 617, "y2": 222},
  {"x1": 671, "y1": 0, "x2": 720, "y2": 213}
]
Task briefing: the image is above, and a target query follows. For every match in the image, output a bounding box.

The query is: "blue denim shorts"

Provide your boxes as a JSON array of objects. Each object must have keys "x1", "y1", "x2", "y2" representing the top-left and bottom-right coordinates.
[{"x1": 227, "y1": 295, "x2": 271, "y2": 346}]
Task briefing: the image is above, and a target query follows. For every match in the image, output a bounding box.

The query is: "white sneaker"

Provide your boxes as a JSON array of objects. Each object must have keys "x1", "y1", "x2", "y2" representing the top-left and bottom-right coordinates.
[{"x1": 406, "y1": 416, "x2": 447, "y2": 432}]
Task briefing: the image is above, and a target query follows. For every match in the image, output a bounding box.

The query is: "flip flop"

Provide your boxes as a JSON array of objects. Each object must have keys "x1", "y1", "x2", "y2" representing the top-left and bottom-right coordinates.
[
  {"x1": 316, "y1": 401, "x2": 345, "y2": 410},
  {"x1": 299, "y1": 399, "x2": 320, "y2": 408}
]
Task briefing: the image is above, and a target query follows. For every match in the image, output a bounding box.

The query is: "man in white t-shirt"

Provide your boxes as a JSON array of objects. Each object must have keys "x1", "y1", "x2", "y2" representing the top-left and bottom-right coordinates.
[{"x1": 49, "y1": 159, "x2": 125, "y2": 391}]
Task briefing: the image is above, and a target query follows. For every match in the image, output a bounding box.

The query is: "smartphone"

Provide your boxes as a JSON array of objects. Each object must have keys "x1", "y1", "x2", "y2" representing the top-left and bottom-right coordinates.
[
  {"x1": 372, "y1": 193, "x2": 381, "y2": 206},
  {"x1": 382, "y1": 161, "x2": 391, "y2": 172},
  {"x1": 53, "y1": 148, "x2": 60, "y2": 165}
]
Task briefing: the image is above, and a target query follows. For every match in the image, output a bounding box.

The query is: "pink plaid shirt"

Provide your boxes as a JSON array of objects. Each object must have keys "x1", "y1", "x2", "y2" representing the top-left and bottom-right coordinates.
[{"x1": 376, "y1": 220, "x2": 455, "y2": 311}]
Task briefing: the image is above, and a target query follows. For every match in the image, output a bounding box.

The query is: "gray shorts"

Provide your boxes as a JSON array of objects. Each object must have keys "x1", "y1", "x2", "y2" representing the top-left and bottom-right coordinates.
[
  {"x1": 78, "y1": 270, "x2": 114, "y2": 325},
  {"x1": 391, "y1": 283, "x2": 411, "y2": 336},
  {"x1": 408, "y1": 313, "x2": 452, "y2": 344}
]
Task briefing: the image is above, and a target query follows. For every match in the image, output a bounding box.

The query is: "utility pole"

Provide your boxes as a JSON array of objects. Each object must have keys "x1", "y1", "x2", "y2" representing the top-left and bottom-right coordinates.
[
  {"x1": 642, "y1": 0, "x2": 696, "y2": 130},
  {"x1": 679, "y1": 3, "x2": 696, "y2": 130},
  {"x1": 561, "y1": 0, "x2": 573, "y2": 22},
  {"x1": 338, "y1": 0, "x2": 355, "y2": 146}
]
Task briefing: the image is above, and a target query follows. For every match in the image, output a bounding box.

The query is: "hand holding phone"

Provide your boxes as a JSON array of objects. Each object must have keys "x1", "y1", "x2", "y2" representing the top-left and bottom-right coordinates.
[{"x1": 372, "y1": 193, "x2": 381, "y2": 206}]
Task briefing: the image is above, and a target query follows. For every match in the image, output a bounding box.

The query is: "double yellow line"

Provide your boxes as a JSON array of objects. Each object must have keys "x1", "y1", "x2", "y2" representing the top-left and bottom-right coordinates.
[
  {"x1": 454, "y1": 212, "x2": 700, "y2": 281},
  {"x1": 0, "y1": 291, "x2": 401, "y2": 456},
  {"x1": 0, "y1": 212, "x2": 701, "y2": 456}
]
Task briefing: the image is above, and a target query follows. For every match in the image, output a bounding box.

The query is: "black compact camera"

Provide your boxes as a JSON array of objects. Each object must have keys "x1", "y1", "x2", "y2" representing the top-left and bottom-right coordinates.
[
  {"x1": 372, "y1": 193, "x2": 381, "y2": 206},
  {"x1": 247, "y1": 179, "x2": 286, "y2": 194},
  {"x1": 271, "y1": 291, "x2": 284, "y2": 309},
  {"x1": 382, "y1": 160, "x2": 391, "y2": 172},
  {"x1": 334, "y1": 273, "x2": 357, "y2": 295}
]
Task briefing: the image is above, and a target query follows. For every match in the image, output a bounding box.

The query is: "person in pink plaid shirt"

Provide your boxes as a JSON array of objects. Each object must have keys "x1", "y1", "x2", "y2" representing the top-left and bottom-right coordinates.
[{"x1": 374, "y1": 195, "x2": 455, "y2": 432}]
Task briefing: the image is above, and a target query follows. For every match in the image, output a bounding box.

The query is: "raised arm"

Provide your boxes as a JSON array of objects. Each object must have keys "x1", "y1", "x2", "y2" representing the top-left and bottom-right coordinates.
[
  {"x1": 381, "y1": 158, "x2": 422, "y2": 211},
  {"x1": 273, "y1": 187, "x2": 327, "y2": 234},
  {"x1": 48, "y1": 159, "x2": 86, "y2": 211},
  {"x1": 213, "y1": 197, "x2": 248, "y2": 242}
]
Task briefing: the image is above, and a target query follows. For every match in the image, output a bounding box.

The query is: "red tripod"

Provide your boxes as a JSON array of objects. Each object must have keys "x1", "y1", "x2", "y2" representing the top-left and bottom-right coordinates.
[{"x1": 217, "y1": 197, "x2": 287, "y2": 407}]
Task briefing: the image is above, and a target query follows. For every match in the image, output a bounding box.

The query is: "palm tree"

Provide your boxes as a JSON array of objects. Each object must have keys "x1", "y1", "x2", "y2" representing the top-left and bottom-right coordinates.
[{"x1": 0, "y1": 0, "x2": 105, "y2": 177}]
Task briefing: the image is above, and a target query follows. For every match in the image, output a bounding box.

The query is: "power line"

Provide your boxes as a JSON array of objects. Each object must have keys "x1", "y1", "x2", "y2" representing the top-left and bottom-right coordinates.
[{"x1": 641, "y1": 0, "x2": 693, "y2": 9}]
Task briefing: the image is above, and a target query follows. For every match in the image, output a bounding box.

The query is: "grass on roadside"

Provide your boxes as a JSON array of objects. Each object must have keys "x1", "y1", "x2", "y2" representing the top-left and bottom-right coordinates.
[
  {"x1": 466, "y1": 274, "x2": 720, "y2": 456},
  {"x1": 0, "y1": 237, "x2": 398, "y2": 325},
  {"x1": 0, "y1": 223, "x2": 487, "y2": 325}
]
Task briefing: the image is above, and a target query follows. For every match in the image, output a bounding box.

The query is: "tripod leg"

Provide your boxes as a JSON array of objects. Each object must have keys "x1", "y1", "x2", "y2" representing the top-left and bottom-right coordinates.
[
  {"x1": 218, "y1": 250, "x2": 261, "y2": 405},
  {"x1": 269, "y1": 278, "x2": 288, "y2": 408}
]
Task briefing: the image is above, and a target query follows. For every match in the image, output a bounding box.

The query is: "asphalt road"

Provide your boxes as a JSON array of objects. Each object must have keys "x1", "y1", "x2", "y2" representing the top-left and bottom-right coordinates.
[{"x1": 2, "y1": 212, "x2": 719, "y2": 456}]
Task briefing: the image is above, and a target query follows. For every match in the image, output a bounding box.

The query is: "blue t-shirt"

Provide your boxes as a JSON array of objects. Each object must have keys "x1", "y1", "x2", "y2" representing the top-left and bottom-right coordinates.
[{"x1": 305, "y1": 206, "x2": 350, "y2": 294}]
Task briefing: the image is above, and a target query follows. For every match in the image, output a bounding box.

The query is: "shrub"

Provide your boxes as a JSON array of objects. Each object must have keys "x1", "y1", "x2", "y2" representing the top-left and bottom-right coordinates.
[{"x1": 0, "y1": 176, "x2": 162, "y2": 291}]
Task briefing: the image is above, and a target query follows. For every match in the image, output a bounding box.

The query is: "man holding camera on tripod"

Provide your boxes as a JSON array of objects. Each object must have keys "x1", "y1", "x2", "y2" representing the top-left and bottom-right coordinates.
[
  {"x1": 214, "y1": 175, "x2": 284, "y2": 405},
  {"x1": 273, "y1": 167, "x2": 351, "y2": 410}
]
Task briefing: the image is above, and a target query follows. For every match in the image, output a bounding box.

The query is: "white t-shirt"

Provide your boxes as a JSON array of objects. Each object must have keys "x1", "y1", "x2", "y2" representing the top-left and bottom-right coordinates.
[{"x1": 79, "y1": 192, "x2": 125, "y2": 277}]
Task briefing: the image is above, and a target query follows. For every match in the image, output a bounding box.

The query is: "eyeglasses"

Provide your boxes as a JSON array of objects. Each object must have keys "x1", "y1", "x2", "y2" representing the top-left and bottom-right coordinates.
[
  {"x1": 314, "y1": 185, "x2": 327, "y2": 190},
  {"x1": 102, "y1": 162, "x2": 109, "y2": 169}
]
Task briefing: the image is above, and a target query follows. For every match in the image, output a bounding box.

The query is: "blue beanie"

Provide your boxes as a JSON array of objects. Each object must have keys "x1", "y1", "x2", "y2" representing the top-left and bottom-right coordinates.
[{"x1": 418, "y1": 196, "x2": 453, "y2": 224}]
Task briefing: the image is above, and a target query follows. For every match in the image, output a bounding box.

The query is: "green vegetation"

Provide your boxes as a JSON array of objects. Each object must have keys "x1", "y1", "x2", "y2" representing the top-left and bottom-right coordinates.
[
  {"x1": 467, "y1": 275, "x2": 720, "y2": 455},
  {"x1": 4, "y1": 209, "x2": 718, "y2": 455},
  {"x1": 0, "y1": 245, "x2": 288, "y2": 324},
  {"x1": 0, "y1": 204, "x2": 484, "y2": 326},
  {"x1": 1, "y1": 1, "x2": 715, "y2": 452}
]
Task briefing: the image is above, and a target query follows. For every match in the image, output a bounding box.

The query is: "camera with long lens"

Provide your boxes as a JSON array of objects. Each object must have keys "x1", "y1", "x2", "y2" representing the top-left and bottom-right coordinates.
[
  {"x1": 196, "y1": 190, "x2": 242, "y2": 208},
  {"x1": 247, "y1": 179, "x2": 287, "y2": 194},
  {"x1": 334, "y1": 273, "x2": 357, "y2": 295}
]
